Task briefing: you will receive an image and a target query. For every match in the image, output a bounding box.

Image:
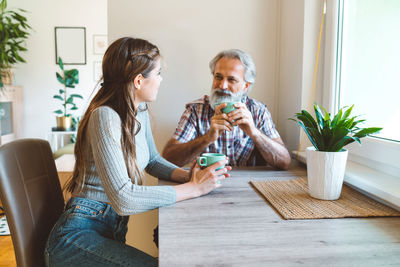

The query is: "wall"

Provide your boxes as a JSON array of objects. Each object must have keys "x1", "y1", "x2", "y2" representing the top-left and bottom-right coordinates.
[
  {"x1": 277, "y1": 0, "x2": 325, "y2": 152},
  {"x1": 9, "y1": 0, "x2": 107, "y2": 139},
  {"x1": 108, "y1": 0, "x2": 280, "y2": 151},
  {"x1": 276, "y1": 0, "x2": 304, "y2": 152}
]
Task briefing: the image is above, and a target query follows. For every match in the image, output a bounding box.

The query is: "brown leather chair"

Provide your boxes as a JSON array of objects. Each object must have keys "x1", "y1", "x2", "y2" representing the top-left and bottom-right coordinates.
[{"x1": 0, "y1": 139, "x2": 64, "y2": 267}]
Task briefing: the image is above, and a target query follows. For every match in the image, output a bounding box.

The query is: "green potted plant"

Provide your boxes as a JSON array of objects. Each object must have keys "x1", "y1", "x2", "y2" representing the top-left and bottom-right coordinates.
[
  {"x1": 290, "y1": 103, "x2": 382, "y2": 200},
  {"x1": 54, "y1": 57, "x2": 83, "y2": 130},
  {"x1": 0, "y1": 0, "x2": 31, "y2": 90}
]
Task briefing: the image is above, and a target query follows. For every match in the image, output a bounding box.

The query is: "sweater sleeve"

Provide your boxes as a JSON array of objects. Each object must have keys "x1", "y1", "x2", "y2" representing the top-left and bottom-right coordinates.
[
  {"x1": 88, "y1": 107, "x2": 176, "y2": 216},
  {"x1": 143, "y1": 110, "x2": 179, "y2": 181}
]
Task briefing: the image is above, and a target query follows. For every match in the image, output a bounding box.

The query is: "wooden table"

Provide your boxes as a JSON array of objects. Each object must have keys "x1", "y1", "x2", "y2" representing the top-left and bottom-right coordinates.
[{"x1": 158, "y1": 164, "x2": 400, "y2": 266}]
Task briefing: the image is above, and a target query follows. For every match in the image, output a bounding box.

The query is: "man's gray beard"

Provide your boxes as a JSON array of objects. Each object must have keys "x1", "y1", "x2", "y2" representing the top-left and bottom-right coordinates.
[{"x1": 209, "y1": 88, "x2": 246, "y2": 110}]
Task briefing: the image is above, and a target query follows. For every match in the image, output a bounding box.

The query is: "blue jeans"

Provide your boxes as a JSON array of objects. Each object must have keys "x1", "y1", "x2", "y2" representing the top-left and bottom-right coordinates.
[{"x1": 44, "y1": 197, "x2": 157, "y2": 267}]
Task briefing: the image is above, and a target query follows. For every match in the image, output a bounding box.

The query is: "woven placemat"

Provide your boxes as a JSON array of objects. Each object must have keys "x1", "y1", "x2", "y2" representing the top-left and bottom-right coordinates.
[{"x1": 251, "y1": 178, "x2": 400, "y2": 220}]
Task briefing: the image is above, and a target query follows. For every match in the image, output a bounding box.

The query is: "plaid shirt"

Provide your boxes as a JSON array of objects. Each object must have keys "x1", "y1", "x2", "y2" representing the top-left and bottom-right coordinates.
[{"x1": 172, "y1": 95, "x2": 280, "y2": 166}]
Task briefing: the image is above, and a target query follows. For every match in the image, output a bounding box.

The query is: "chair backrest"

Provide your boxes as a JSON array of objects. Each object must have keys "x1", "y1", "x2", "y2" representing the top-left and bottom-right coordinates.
[{"x1": 0, "y1": 139, "x2": 64, "y2": 267}]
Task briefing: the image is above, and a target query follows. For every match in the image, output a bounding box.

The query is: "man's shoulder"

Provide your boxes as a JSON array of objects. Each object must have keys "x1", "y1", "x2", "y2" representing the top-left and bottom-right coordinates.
[
  {"x1": 245, "y1": 96, "x2": 268, "y2": 111},
  {"x1": 185, "y1": 95, "x2": 211, "y2": 110}
]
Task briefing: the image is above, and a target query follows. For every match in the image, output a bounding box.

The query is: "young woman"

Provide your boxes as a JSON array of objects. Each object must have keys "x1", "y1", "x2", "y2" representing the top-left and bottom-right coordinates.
[{"x1": 45, "y1": 37, "x2": 231, "y2": 267}]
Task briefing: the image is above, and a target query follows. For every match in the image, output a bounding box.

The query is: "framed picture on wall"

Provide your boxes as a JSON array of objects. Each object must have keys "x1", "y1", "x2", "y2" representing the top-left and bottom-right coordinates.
[
  {"x1": 55, "y1": 27, "x2": 87, "y2": 65},
  {"x1": 93, "y1": 35, "x2": 107, "y2": 55},
  {"x1": 93, "y1": 61, "x2": 102, "y2": 82}
]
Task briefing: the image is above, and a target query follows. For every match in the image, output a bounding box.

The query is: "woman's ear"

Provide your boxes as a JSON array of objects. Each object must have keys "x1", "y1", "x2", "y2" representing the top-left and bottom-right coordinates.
[{"x1": 133, "y1": 74, "x2": 144, "y2": 90}]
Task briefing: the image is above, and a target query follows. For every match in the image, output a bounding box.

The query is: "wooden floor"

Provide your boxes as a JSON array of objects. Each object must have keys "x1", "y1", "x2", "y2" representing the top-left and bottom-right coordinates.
[
  {"x1": 0, "y1": 232, "x2": 16, "y2": 267},
  {"x1": 0, "y1": 198, "x2": 16, "y2": 266}
]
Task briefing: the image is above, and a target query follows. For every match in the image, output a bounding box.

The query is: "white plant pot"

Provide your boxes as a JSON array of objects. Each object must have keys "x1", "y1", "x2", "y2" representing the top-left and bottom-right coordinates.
[{"x1": 306, "y1": 147, "x2": 348, "y2": 200}]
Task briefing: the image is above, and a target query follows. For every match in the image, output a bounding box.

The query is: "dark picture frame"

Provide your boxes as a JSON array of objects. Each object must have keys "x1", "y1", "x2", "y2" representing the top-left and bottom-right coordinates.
[{"x1": 55, "y1": 27, "x2": 87, "y2": 65}]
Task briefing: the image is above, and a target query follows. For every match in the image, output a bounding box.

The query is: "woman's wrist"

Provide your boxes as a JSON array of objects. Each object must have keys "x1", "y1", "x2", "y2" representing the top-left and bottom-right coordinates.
[{"x1": 174, "y1": 182, "x2": 201, "y2": 201}]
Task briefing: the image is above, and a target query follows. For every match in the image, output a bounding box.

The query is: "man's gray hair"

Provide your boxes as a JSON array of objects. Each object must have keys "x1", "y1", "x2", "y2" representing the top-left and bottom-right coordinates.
[{"x1": 209, "y1": 49, "x2": 256, "y2": 90}]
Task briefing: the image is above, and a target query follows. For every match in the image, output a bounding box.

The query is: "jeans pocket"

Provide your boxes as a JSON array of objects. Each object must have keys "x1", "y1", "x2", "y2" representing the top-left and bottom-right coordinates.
[
  {"x1": 70, "y1": 204, "x2": 103, "y2": 219},
  {"x1": 60, "y1": 205, "x2": 105, "y2": 234}
]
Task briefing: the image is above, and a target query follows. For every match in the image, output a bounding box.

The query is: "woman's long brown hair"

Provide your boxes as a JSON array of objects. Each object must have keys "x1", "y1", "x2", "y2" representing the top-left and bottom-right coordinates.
[{"x1": 64, "y1": 37, "x2": 160, "y2": 193}]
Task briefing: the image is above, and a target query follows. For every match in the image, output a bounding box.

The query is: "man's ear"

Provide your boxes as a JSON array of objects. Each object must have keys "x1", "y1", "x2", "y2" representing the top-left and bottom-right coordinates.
[
  {"x1": 243, "y1": 82, "x2": 251, "y2": 93},
  {"x1": 133, "y1": 74, "x2": 144, "y2": 90}
]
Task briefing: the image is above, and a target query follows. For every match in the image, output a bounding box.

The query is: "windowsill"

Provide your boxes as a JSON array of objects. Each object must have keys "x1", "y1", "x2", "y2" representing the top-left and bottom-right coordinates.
[{"x1": 292, "y1": 151, "x2": 400, "y2": 211}]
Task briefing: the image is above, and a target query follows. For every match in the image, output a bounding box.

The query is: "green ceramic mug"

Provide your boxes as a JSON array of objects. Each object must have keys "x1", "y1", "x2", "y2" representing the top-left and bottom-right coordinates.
[
  {"x1": 221, "y1": 102, "x2": 238, "y2": 114},
  {"x1": 220, "y1": 102, "x2": 239, "y2": 127},
  {"x1": 197, "y1": 153, "x2": 226, "y2": 171}
]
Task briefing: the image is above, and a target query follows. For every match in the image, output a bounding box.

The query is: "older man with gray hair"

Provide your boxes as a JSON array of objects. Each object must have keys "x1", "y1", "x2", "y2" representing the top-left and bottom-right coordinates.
[{"x1": 162, "y1": 49, "x2": 291, "y2": 169}]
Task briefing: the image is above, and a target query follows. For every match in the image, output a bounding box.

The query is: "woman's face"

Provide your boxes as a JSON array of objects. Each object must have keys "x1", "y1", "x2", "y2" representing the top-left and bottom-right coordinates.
[{"x1": 135, "y1": 58, "x2": 163, "y2": 105}]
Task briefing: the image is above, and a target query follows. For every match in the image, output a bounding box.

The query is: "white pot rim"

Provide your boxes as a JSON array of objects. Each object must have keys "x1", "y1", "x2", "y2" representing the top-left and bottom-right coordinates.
[{"x1": 306, "y1": 146, "x2": 348, "y2": 153}]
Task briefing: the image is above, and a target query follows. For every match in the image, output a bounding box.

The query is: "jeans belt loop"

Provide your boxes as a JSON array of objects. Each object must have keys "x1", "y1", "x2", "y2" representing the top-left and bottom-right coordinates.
[{"x1": 103, "y1": 203, "x2": 112, "y2": 218}]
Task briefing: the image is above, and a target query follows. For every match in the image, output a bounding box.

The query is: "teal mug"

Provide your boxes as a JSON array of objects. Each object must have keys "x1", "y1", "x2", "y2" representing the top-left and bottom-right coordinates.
[
  {"x1": 197, "y1": 153, "x2": 226, "y2": 171},
  {"x1": 221, "y1": 102, "x2": 238, "y2": 114},
  {"x1": 220, "y1": 102, "x2": 239, "y2": 126}
]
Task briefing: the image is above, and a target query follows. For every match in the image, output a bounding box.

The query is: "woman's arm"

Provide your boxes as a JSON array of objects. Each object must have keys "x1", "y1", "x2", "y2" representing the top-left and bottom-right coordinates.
[
  {"x1": 88, "y1": 107, "x2": 177, "y2": 215},
  {"x1": 144, "y1": 110, "x2": 182, "y2": 181}
]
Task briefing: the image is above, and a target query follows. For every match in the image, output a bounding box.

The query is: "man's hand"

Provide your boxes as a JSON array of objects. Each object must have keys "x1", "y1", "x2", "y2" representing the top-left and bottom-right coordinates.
[
  {"x1": 207, "y1": 103, "x2": 233, "y2": 142},
  {"x1": 228, "y1": 103, "x2": 257, "y2": 136}
]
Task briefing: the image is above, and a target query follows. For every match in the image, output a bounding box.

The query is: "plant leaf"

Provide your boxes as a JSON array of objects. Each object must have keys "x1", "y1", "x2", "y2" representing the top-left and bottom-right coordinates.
[
  {"x1": 70, "y1": 94, "x2": 83, "y2": 99},
  {"x1": 56, "y1": 72, "x2": 64, "y2": 84},
  {"x1": 342, "y1": 136, "x2": 361, "y2": 147},
  {"x1": 308, "y1": 127, "x2": 325, "y2": 150},
  {"x1": 313, "y1": 104, "x2": 325, "y2": 132},
  {"x1": 353, "y1": 127, "x2": 383, "y2": 138},
  {"x1": 327, "y1": 126, "x2": 349, "y2": 151},
  {"x1": 297, "y1": 121, "x2": 319, "y2": 149},
  {"x1": 320, "y1": 106, "x2": 330, "y2": 121},
  {"x1": 66, "y1": 97, "x2": 74, "y2": 104},
  {"x1": 299, "y1": 110, "x2": 319, "y2": 129},
  {"x1": 58, "y1": 57, "x2": 64, "y2": 70},
  {"x1": 331, "y1": 108, "x2": 342, "y2": 128},
  {"x1": 53, "y1": 95, "x2": 63, "y2": 101},
  {"x1": 1, "y1": 0, "x2": 7, "y2": 11},
  {"x1": 342, "y1": 104, "x2": 354, "y2": 121}
]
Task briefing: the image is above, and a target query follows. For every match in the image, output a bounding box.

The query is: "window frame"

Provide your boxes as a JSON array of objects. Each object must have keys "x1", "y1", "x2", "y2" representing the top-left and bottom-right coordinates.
[{"x1": 322, "y1": 0, "x2": 400, "y2": 177}]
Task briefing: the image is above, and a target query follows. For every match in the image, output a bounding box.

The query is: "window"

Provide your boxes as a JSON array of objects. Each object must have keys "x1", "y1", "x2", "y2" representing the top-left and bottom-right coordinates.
[
  {"x1": 338, "y1": 0, "x2": 400, "y2": 142},
  {"x1": 325, "y1": 0, "x2": 400, "y2": 177}
]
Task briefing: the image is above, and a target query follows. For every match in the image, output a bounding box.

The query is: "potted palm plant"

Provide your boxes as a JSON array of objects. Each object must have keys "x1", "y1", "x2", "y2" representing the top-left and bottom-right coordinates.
[
  {"x1": 54, "y1": 57, "x2": 83, "y2": 130},
  {"x1": 291, "y1": 104, "x2": 382, "y2": 200},
  {"x1": 0, "y1": 0, "x2": 31, "y2": 90}
]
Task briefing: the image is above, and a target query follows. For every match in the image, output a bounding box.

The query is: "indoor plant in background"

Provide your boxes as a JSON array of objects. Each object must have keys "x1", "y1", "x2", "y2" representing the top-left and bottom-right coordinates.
[
  {"x1": 0, "y1": 0, "x2": 31, "y2": 90},
  {"x1": 290, "y1": 104, "x2": 382, "y2": 200},
  {"x1": 54, "y1": 57, "x2": 83, "y2": 130}
]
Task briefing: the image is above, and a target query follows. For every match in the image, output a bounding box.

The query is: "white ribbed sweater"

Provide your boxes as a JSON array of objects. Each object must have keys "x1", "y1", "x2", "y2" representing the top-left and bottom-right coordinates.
[{"x1": 72, "y1": 106, "x2": 177, "y2": 216}]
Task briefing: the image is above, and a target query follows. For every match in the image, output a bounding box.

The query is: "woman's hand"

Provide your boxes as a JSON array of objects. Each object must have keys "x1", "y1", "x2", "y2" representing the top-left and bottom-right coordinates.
[
  {"x1": 174, "y1": 158, "x2": 231, "y2": 201},
  {"x1": 189, "y1": 159, "x2": 231, "y2": 196}
]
